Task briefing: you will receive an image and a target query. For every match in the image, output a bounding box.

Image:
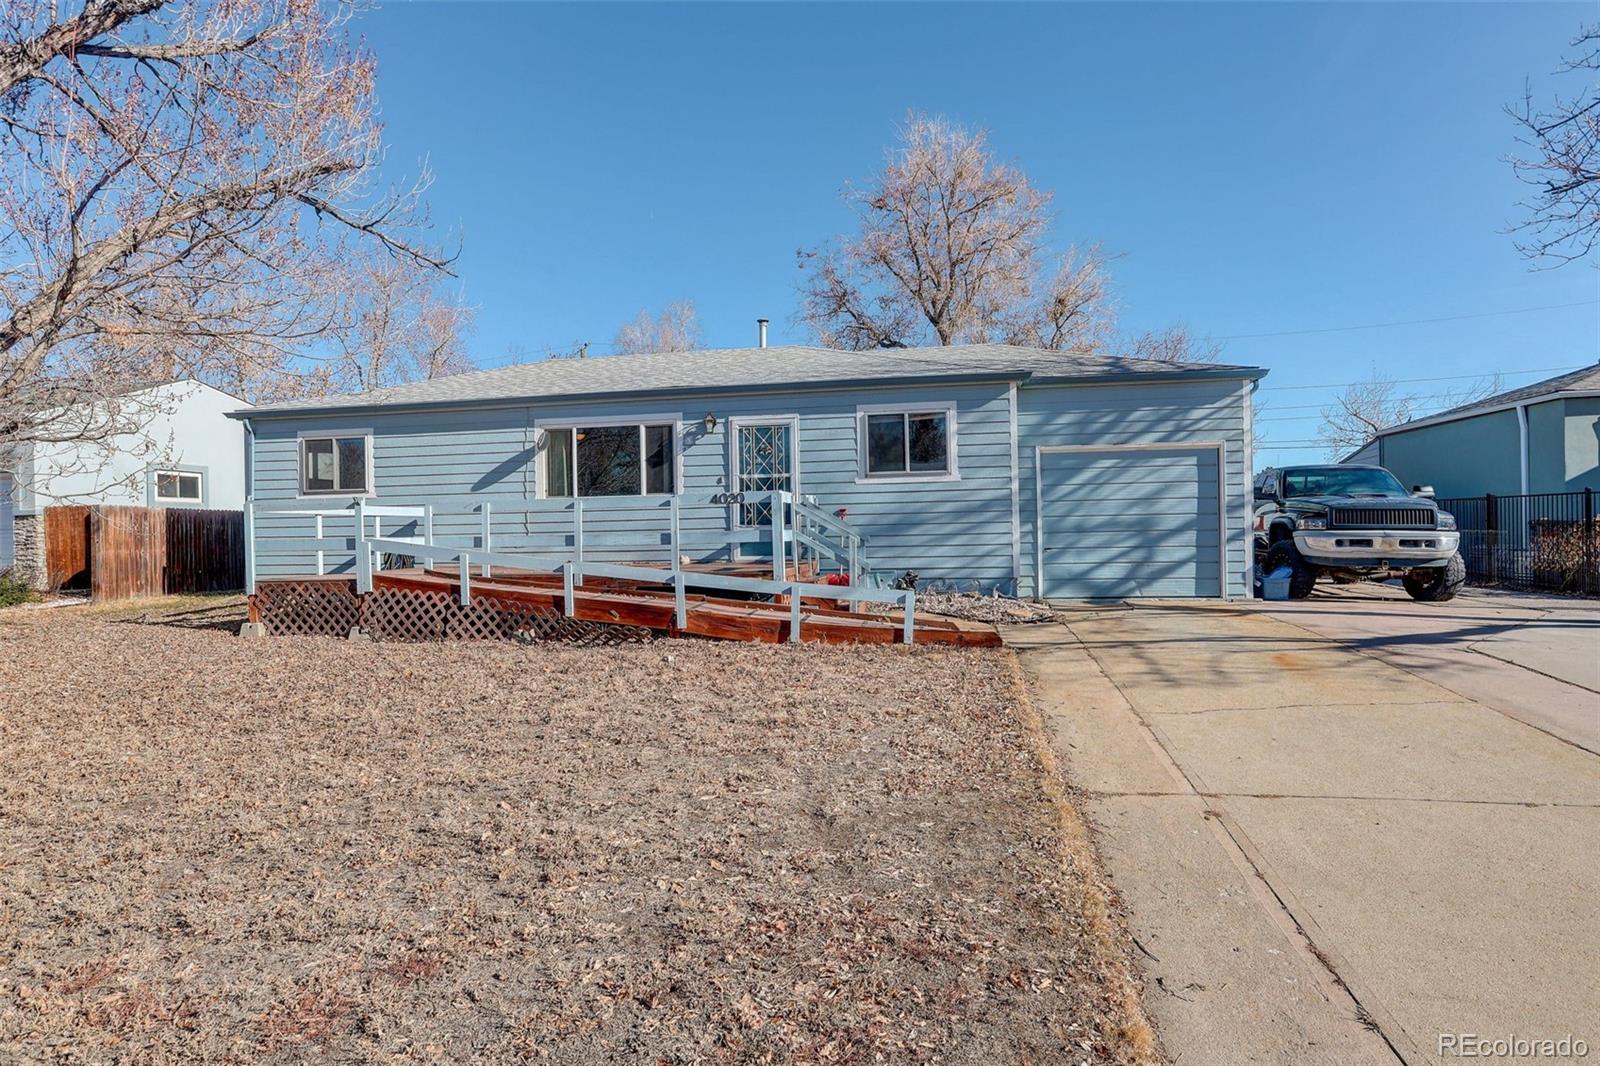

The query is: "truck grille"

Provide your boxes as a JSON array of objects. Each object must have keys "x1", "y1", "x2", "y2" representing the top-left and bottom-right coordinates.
[{"x1": 1328, "y1": 506, "x2": 1435, "y2": 530}]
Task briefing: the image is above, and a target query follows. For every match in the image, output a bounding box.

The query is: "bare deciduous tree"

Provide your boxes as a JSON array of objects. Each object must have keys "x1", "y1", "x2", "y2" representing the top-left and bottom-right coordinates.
[
  {"x1": 324, "y1": 253, "x2": 476, "y2": 394},
  {"x1": 798, "y1": 114, "x2": 1117, "y2": 352},
  {"x1": 1318, "y1": 373, "x2": 1504, "y2": 459},
  {"x1": 612, "y1": 300, "x2": 701, "y2": 355},
  {"x1": 1122, "y1": 323, "x2": 1223, "y2": 364},
  {"x1": 1509, "y1": 23, "x2": 1600, "y2": 264},
  {"x1": 0, "y1": 0, "x2": 452, "y2": 471},
  {"x1": 1318, "y1": 374, "x2": 1419, "y2": 459}
]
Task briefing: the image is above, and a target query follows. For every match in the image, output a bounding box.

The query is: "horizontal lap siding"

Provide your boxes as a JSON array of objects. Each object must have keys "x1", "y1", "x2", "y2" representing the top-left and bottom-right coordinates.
[
  {"x1": 251, "y1": 408, "x2": 534, "y2": 578},
  {"x1": 1017, "y1": 379, "x2": 1251, "y2": 599},
  {"x1": 248, "y1": 383, "x2": 1016, "y2": 587},
  {"x1": 764, "y1": 384, "x2": 1013, "y2": 589}
]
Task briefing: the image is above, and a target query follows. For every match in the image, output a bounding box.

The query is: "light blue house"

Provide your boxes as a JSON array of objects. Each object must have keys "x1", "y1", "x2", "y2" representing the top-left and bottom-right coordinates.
[
  {"x1": 1344, "y1": 364, "x2": 1600, "y2": 500},
  {"x1": 230, "y1": 343, "x2": 1265, "y2": 600}
]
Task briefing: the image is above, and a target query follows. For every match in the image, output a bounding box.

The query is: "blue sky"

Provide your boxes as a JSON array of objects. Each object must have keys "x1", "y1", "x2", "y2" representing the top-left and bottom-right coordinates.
[{"x1": 360, "y1": 1, "x2": 1598, "y2": 462}]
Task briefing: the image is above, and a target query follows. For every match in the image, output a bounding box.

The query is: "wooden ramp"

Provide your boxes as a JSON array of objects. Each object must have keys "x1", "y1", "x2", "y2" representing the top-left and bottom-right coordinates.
[{"x1": 371, "y1": 567, "x2": 1001, "y2": 647}]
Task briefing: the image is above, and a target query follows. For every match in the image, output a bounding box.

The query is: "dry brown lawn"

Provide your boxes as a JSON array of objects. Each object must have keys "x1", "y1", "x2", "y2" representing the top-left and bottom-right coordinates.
[{"x1": 0, "y1": 597, "x2": 1149, "y2": 1064}]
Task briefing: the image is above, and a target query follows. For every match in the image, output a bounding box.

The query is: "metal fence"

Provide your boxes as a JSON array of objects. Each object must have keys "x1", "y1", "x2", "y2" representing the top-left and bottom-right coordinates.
[{"x1": 1438, "y1": 490, "x2": 1598, "y2": 596}]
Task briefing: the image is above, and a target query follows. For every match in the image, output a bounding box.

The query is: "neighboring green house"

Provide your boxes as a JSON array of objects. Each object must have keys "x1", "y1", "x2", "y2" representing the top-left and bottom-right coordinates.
[{"x1": 1348, "y1": 364, "x2": 1600, "y2": 500}]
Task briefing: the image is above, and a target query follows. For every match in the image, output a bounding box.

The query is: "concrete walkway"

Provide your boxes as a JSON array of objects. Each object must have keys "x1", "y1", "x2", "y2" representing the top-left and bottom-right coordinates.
[{"x1": 1007, "y1": 600, "x2": 1600, "y2": 1065}]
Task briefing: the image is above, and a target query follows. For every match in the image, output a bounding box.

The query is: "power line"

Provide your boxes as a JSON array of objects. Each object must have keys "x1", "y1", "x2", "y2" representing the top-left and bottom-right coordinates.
[
  {"x1": 1254, "y1": 440, "x2": 1361, "y2": 447},
  {"x1": 491, "y1": 339, "x2": 619, "y2": 367},
  {"x1": 1217, "y1": 300, "x2": 1599, "y2": 341},
  {"x1": 1255, "y1": 444, "x2": 1346, "y2": 450},
  {"x1": 1257, "y1": 363, "x2": 1585, "y2": 392},
  {"x1": 1257, "y1": 389, "x2": 1502, "y2": 413}
]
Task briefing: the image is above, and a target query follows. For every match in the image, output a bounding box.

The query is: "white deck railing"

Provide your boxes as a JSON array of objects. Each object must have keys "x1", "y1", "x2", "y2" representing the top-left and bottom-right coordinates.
[{"x1": 245, "y1": 491, "x2": 911, "y2": 643}]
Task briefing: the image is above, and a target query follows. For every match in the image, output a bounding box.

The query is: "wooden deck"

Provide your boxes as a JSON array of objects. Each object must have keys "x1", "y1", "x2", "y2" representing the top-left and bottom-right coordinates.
[
  {"x1": 247, "y1": 566, "x2": 1000, "y2": 647},
  {"x1": 374, "y1": 567, "x2": 1001, "y2": 647}
]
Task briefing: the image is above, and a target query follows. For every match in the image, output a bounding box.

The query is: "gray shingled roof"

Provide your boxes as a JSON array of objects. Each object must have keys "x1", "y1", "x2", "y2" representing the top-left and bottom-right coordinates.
[
  {"x1": 1389, "y1": 362, "x2": 1600, "y2": 431},
  {"x1": 239, "y1": 344, "x2": 1264, "y2": 416}
]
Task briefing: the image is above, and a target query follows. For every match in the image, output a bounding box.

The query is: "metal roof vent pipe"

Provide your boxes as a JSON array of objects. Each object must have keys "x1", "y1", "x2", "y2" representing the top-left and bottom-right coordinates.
[{"x1": 757, "y1": 318, "x2": 769, "y2": 349}]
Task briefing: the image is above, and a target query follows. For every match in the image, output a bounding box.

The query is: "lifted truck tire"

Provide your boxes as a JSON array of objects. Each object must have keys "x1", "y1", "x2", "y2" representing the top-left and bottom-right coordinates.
[
  {"x1": 1264, "y1": 540, "x2": 1318, "y2": 599},
  {"x1": 1402, "y1": 551, "x2": 1466, "y2": 602}
]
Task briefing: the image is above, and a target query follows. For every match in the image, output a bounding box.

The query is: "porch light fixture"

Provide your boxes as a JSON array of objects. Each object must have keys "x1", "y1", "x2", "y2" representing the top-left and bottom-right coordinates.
[{"x1": 703, "y1": 413, "x2": 718, "y2": 434}]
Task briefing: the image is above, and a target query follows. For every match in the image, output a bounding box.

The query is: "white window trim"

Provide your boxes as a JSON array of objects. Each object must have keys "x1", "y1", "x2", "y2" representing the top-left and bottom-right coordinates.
[
  {"x1": 533, "y1": 413, "x2": 682, "y2": 500},
  {"x1": 296, "y1": 428, "x2": 375, "y2": 498},
  {"x1": 153, "y1": 469, "x2": 204, "y2": 502},
  {"x1": 726, "y1": 415, "x2": 802, "y2": 531},
  {"x1": 855, "y1": 402, "x2": 960, "y2": 483}
]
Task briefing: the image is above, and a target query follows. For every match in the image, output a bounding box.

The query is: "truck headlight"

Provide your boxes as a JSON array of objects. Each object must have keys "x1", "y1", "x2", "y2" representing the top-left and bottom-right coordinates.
[
  {"x1": 1295, "y1": 516, "x2": 1327, "y2": 530},
  {"x1": 1436, "y1": 511, "x2": 1456, "y2": 531}
]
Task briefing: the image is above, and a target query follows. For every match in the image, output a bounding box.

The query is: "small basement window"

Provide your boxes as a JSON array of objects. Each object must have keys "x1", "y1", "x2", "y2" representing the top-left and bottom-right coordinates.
[
  {"x1": 860, "y1": 407, "x2": 955, "y2": 478},
  {"x1": 543, "y1": 423, "x2": 676, "y2": 497},
  {"x1": 301, "y1": 434, "x2": 371, "y2": 495},
  {"x1": 154, "y1": 470, "x2": 203, "y2": 502}
]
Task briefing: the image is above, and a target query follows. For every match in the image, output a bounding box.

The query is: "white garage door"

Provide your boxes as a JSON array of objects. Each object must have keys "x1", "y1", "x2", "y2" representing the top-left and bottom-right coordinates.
[
  {"x1": 0, "y1": 473, "x2": 13, "y2": 572},
  {"x1": 1038, "y1": 445, "x2": 1223, "y2": 599}
]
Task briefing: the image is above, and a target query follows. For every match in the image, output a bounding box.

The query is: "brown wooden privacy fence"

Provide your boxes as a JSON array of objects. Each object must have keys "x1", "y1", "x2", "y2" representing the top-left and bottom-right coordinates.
[
  {"x1": 44, "y1": 505, "x2": 92, "y2": 589},
  {"x1": 41, "y1": 505, "x2": 244, "y2": 600},
  {"x1": 163, "y1": 507, "x2": 247, "y2": 594}
]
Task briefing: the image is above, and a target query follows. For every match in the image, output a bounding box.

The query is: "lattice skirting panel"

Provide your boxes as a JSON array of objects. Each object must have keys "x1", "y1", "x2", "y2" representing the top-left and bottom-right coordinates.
[
  {"x1": 251, "y1": 580, "x2": 652, "y2": 646},
  {"x1": 252, "y1": 579, "x2": 363, "y2": 637}
]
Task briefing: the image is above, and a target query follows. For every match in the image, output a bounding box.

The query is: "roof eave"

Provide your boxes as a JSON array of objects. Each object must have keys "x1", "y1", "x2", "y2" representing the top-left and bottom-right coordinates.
[
  {"x1": 1377, "y1": 389, "x2": 1600, "y2": 437},
  {"x1": 226, "y1": 368, "x2": 1033, "y2": 421},
  {"x1": 1025, "y1": 366, "x2": 1267, "y2": 387},
  {"x1": 228, "y1": 363, "x2": 1270, "y2": 422}
]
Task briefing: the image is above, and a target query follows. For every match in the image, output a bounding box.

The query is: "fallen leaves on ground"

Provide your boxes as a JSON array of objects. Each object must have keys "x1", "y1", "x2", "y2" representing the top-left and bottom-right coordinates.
[{"x1": 0, "y1": 598, "x2": 1135, "y2": 1063}]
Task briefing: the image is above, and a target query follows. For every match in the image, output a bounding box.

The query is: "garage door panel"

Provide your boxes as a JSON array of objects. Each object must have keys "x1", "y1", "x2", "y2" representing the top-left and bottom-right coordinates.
[
  {"x1": 1048, "y1": 524, "x2": 1220, "y2": 545},
  {"x1": 1044, "y1": 564, "x2": 1223, "y2": 585},
  {"x1": 1049, "y1": 541, "x2": 1222, "y2": 557},
  {"x1": 1043, "y1": 491, "x2": 1219, "y2": 511},
  {"x1": 1042, "y1": 455, "x2": 1217, "y2": 478},
  {"x1": 1042, "y1": 466, "x2": 1219, "y2": 494},
  {"x1": 1039, "y1": 446, "x2": 1222, "y2": 599},
  {"x1": 1049, "y1": 508, "x2": 1219, "y2": 524},
  {"x1": 1045, "y1": 577, "x2": 1214, "y2": 598}
]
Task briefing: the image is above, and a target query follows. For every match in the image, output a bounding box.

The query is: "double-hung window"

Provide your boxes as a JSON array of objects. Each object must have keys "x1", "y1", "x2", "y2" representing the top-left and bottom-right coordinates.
[
  {"x1": 859, "y1": 406, "x2": 956, "y2": 479},
  {"x1": 543, "y1": 422, "x2": 676, "y2": 497},
  {"x1": 300, "y1": 434, "x2": 372, "y2": 495}
]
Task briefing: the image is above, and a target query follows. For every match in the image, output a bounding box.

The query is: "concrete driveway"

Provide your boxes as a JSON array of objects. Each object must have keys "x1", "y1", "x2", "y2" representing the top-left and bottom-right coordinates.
[
  {"x1": 1007, "y1": 587, "x2": 1600, "y2": 1065},
  {"x1": 1261, "y1": 584, "x2": 1599, "y2": 755}
]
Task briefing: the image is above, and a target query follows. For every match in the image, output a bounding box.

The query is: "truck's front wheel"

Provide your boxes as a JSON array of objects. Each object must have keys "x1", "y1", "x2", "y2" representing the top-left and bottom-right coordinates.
[
  {"x1": 1264, "y1": 541, "x2": 1318, "y2": 599},
  {"x1": 1402, "y1": 552, "x2": 1466, "y2": 603}
]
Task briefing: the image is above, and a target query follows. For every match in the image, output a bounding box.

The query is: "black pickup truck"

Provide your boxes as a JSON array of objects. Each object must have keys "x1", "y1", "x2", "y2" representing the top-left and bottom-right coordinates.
[{"x1": 1253, "y1": 465, "x2": 1465, "y2": 601}]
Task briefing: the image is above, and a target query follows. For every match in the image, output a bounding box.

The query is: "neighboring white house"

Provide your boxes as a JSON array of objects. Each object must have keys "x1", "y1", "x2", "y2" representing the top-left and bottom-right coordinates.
[{"x1": 2, "y1": 379, "x2": 252, "y2": 585}]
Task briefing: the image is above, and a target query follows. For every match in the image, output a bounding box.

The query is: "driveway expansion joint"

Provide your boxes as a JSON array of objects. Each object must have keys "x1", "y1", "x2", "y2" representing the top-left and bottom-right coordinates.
[
  {"x1": 1038, "y1": 619, "x2": 1413, "y2": 1065},
  {"x1": 1017, "y1": 597, "x2": 1600, "y2": 1066}
]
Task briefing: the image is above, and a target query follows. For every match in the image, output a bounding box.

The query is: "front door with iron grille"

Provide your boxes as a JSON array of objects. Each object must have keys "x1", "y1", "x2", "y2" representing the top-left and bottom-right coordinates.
[{"x1": 734, "y1": 422, "x2": 794, "y2": 528}]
